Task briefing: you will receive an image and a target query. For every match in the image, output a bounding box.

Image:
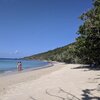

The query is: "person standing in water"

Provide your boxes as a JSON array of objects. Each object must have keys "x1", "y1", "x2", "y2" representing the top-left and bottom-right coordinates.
[{"x1": 17, "y1": 62, "x2": 22, "y2": 71}]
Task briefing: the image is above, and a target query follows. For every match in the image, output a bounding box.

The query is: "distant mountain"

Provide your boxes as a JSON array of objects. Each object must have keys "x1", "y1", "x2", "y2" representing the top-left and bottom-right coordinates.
[
  {"x1": 0, "y1": 58, "x2": 20, "y2": 60},
  {"x1": 24, "y1": 42, "x2": 80, "y2": 63}
]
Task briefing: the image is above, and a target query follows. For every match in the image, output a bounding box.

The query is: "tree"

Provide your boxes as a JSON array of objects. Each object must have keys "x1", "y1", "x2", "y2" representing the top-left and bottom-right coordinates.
[{"x1": 76, "y1": 0, "x2": 100, "y2": 65}]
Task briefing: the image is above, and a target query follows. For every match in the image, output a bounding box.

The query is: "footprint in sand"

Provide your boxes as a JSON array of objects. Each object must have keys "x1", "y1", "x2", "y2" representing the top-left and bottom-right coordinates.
[{"x1": 46, "y1": 87, "x2": 80, "y2": 100}]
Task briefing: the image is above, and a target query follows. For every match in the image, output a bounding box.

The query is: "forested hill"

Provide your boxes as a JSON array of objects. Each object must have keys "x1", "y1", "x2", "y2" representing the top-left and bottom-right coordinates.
[
  {"x1": 25, "y1": 0, "x2": 100, "y2": 66},
  {"x1": 24, "y1": 42, "x2": 80, "y2": 63}
]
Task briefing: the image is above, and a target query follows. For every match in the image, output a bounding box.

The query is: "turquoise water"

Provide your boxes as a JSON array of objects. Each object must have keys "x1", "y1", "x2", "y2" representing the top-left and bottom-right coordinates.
[{"x1": 0, "y1": 59, "x2": 49, "y2": 74}]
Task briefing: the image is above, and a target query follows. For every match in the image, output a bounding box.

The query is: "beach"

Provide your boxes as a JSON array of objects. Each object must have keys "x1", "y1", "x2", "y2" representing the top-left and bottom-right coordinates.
[{"x1": 0, "y1": 62, "x2": 100, "y2": 100}]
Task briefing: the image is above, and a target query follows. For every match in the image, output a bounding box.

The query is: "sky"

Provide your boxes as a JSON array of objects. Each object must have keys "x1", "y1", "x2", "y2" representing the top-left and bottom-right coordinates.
[{"x1": 0, "y1": 0, "x2": 92, "y2": 58}]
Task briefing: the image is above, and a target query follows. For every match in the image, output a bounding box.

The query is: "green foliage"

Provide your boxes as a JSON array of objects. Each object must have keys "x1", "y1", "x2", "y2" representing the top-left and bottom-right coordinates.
[
  {"x1": 24, "y1": 43, "x2": 80, "y2": 63},
  {"x1": 24, "y1": 0, "x2": 100, "y2": 65},
  {"x1": 76, "y1": 0, "x2": 100, "y2": 65}
]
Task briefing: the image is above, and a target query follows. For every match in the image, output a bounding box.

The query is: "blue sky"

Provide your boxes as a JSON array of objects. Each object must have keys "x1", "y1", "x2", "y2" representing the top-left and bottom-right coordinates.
[{"x1": 0, "y1": 0, "x2": 92, "y2": 58}]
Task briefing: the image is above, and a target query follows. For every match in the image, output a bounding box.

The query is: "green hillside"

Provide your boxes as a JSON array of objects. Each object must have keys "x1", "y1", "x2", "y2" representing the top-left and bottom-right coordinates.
[
  {"x1": 24, "y1": 42, "x2": 80, "y2": 63},
  {"x1": 24, "y1": 0, "x2": 100, "y2": 66}
]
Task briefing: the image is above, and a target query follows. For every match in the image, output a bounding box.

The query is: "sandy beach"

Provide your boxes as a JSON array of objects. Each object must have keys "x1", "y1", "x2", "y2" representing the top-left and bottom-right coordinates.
[{"x1": 0, "y1": 62, "x2": 100, "y2": 100}]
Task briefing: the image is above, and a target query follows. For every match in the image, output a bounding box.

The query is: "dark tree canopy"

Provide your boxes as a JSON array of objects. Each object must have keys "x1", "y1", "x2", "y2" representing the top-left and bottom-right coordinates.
[{"x1": 76, "y1": 0, "x2": 100, "y2": 65}]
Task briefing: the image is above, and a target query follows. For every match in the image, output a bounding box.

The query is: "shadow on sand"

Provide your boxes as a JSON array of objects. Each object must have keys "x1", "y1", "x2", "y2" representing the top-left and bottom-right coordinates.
[
  {"x1": 29, "y1": 87, "x2": 100, "y2": 100},
  {"x1": 72, "y1": 65, "x2": 100, "y2": 71},
  {"x1": 81, "y1": 89, "x2": 100, "y2": 100},
  {"x1": 30, "y1": 96, "x2": 37, "y2": 100}
]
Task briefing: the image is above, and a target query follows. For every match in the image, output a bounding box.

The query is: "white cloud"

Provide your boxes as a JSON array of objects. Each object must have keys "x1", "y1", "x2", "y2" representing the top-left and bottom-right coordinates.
[
  {"x1": 15, "y1": 50, "x2": 20, "y2": 54},
  {"x1": 9, "y1": 50, "x2": 20, "y2": 55},
  {"x1": 0, "y1": 50, "x2": 22, "y2": 58}
]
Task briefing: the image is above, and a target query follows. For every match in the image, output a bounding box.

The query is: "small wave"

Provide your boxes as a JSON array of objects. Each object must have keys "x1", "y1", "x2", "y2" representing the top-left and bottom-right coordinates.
[
  {"x1": 4, "y1": 70, "x2": 13, "y2": 74},
  {"x1": 0, "y1": 70, "x2": 5, "y2": 74}
]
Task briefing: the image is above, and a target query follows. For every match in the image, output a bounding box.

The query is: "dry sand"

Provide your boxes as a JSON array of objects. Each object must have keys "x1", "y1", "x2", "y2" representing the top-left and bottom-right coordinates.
[{"x1": 0, "y1": 62, "x2": 100, "y2": 100}]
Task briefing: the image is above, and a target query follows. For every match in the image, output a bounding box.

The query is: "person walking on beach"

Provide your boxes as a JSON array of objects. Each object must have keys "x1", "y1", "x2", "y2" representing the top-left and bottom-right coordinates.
[{"x1": 17, "y1": 62, "x2": 22, "y2": 71}]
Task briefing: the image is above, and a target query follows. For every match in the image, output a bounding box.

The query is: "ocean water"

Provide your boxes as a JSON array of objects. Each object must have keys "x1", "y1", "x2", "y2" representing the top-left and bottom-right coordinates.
[{"x1": 0, "y1": 59, "x2": 49, "y2": 74}]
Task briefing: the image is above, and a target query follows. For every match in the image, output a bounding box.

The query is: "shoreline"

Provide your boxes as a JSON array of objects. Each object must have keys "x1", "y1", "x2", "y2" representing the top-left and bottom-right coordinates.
[
  {"x1": 0, "y1": 59, "x2": 50, "y2": 75},
  {"x1": 0, "y1": 61, "x2": 53, "y2": 77},
  {"x1": 0, "y1": 62, "x2": 100, "y2": 100},
  {"x1": 0, "y1": 62, "x2": 63, "y2": 94}
]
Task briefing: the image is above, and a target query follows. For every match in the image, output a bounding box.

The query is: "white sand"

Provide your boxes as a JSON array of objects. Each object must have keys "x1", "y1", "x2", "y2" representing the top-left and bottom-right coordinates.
[{"x1": 0, "y1": 62, "x2": 100, "y2": 100}]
